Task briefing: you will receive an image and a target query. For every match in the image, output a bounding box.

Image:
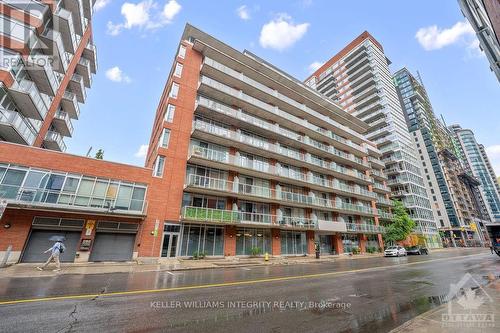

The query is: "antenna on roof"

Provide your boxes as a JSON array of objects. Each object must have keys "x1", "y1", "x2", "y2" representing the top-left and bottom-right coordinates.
[{"x1": 86, "y1": 146, "x2": 93, "y2": 157}]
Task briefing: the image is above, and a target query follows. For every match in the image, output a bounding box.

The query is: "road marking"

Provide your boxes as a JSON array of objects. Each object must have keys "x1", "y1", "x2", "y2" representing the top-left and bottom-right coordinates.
[
  {"x1": 0, "y1": 253, "x2": 488, "y2": 306},
  {"x1": 240, "y1": 267, "x2": 252, "y2": 271},
  {"x1": 166, "y1": 271, "x2": 175, "y2": 276}
]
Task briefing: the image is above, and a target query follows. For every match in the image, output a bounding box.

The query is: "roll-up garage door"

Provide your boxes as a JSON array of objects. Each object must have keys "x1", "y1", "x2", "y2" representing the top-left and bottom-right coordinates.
[
  {"x1": 89, "y1": 233, "x2": 135, "y2": 262},
  {"x1": 21, "y1": 230, "x2": 81, "y2": 263}
]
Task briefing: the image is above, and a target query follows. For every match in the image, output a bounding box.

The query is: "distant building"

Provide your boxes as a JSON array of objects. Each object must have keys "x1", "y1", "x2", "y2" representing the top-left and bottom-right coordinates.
[
  {"x1": 458, "y1": 0, "x2": 500, "y2": 81},
  {"x1": 305, "y1": 32, "x2": 440, "y2": 248}
]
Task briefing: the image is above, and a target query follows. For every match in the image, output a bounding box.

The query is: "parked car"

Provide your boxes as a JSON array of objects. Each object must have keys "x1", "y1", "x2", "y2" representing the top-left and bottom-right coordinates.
[
  {"x1": 406, "y1": 245, "x2": 429, "y2": 255},
  {"x1": 384, "y1": 246, "x2": 407, "y2": 257}
]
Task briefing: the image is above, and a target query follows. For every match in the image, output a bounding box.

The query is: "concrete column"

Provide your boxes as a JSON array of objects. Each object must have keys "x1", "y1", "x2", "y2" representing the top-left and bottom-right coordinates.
[
  {"x1": 232, "y1": 175, "x2": 239, "y2": 193},
  {"x1": 224, "y1": 225, "x2": 236, "y2": 257},
  {"x1": 271, "y1": 228, "x2": 281, "y2": 256}
]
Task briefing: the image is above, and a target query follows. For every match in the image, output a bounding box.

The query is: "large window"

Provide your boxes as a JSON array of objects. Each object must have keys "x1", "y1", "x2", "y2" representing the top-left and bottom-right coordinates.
[
  {"x1": 159, "y1": 129, "x2": 170, "y2": 148},
  {"x1": 0, "y1": 164, "x2": 147, "y2": 212},
  {"x1": 174, "y1": 63, "x2": 183, "y2": 77},
  {"x1": 342, "y1": 234, "x2": 359, "y2": 253},
  {"x1": 236, "y1": 228, "x2": 271, "y2": 255},
  {"x1": 178, "y1": 45, "x2": 186, "y2": 59},
  {"x1": 281, "y1": 231, "x2": 307, "y2": 255},
  {"x1": 179, "y1": 224, "x2": 224, "y2": 257}
]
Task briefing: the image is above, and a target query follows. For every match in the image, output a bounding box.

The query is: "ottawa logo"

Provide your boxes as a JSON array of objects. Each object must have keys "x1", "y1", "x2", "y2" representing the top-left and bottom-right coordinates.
[{"x1": 442, "y1": 273, "x2": 495, "y2": 328}]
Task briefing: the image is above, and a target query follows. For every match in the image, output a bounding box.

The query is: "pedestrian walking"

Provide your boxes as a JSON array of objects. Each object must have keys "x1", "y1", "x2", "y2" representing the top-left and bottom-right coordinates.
[{"x1": 37, "y1": 240, "x2": 65, "y2": 272}]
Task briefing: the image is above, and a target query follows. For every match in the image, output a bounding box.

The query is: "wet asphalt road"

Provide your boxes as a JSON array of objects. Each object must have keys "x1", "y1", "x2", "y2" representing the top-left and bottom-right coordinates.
[{"x1": 0, "y1": 249, "x2": 498, "y2": 333}]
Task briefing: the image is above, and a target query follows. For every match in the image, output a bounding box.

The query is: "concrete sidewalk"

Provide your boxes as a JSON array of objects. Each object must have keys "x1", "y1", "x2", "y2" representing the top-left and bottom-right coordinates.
[
  {"x1": 391, "y1": 277, "x2": 500, "y2": 333},
  {"x1": 0, "y1": 252, "x2": 385, "y2": 278}
]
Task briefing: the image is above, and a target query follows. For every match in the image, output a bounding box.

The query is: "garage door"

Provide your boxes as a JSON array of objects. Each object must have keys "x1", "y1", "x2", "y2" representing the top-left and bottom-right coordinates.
[
  {"x1": 89, "y1": 233, "x2": 135, "y2": 262},
  {"x1": 21, "y1": 230, "x2": 81, "y2": 263}
]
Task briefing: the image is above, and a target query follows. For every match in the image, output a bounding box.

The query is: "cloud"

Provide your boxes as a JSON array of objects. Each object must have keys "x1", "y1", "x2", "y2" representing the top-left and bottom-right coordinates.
[
  {"x1": 105, "y1": 66, "x2": 131, "y2": 83},
  {"x1": 135, "y1": 144, "x2": 149, "y2": 158},
  {"x1": 259, "y1": 14, "x2": 309, "y2": 51},
  {"x1": 486, "y1": 145, "x2": 500, "y2": 176},
  {"x1": 107, "y1": 0, "x2": 181, "y2": 35},
  {"x1": 415, "y1": 20, "x2": 475, "y2": 51},
  {"x1": 94, "y1": 0, "x2": 111, "y2": 11},
  {"x1": 236, "y1": 5, "x2": 250, "y2": 20},
  {"x1": 308, "y1": 61, "x2": 323, "y2": 73}
]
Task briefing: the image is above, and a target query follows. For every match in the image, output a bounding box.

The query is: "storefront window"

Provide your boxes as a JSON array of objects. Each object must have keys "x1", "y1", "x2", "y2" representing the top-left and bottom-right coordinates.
[
  {"x1": 342, "y1": 234, "x2": 360, "y2": 253},
  {"x1": 235, "y1": 228, "x2": 271, "y2": 255},
  {"x1": 281, "y1": 231, "x2": 306, "y2": 255},
  {"x1": 179, "y1": 224, "x2": 224, "y2": 257}
]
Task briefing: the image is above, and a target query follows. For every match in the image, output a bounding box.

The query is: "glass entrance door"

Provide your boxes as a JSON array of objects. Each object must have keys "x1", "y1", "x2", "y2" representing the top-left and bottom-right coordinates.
[{"x1": 161, "y1": 233, "x2": 179, "y2": 257}]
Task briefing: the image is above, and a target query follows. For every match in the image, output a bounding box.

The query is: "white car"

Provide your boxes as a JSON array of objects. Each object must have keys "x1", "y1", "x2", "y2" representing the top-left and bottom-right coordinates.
[{"x1": 384, "y1": 246, "x2": 407, "y2": 257}]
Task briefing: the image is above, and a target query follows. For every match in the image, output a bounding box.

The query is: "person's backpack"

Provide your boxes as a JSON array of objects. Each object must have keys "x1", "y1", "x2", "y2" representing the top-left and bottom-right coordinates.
[{"x1": 58, "y1": 242, "x2": 65, "y2": 254}]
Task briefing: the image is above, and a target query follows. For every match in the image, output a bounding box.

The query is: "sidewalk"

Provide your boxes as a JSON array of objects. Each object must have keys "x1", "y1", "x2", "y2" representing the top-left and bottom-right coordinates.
[
  {"x1": 0, "y1": 252, "x2": 384, "y2": 278},
  {"x1": 390, "y1": 277, "x2": 500, "y2": 333}
]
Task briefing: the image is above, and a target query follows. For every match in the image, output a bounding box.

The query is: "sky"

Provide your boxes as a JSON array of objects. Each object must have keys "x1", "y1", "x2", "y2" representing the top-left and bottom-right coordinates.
[{"x1": 69, "y1": 0, "x2": 500, "y2": 173}]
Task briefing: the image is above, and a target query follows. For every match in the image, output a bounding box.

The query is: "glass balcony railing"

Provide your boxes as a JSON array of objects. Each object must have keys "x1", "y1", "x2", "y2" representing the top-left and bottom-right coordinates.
[
  {"x1": 54, "y1": 109, "x2": 74, "y2": 135},
  {"x1": 346, "y1": 223, "x2": 385, "y2": 234},
  {"x1": 0, "y1": 108, "x2": 37, "y2": 144},
  {"x1": 45, "y1": 130, "x2": 67, "y2": 151},
  {"x1": 181, "y1": 206, "x2": 316, "y2": 229}
]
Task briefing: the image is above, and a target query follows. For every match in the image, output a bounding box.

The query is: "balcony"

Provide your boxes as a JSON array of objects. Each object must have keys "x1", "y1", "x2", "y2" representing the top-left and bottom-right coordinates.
[
  {"x1": 377, "y1": 209, "x2": 393, "y2": 220},
  {"x1": 52, "y1": 110, "x2": 73, "y2": 137},
  {"x1": 76, "y1": 58, "x2": 92, "y2": 87},
  {"x1": 345, "y1": 223, "x2": 385, "y2": 234},
  {"x1": 60, "y1": 91, "x2": 80, "y2": 119},
  {"x1": 317, "y1": 220, "x2": 347, "y2": 232},
  {"x1": 24, "y1": 55, "x2": 60, "y2": 96},
  {"x1": 44, "y1": 130, "x2": 66, "y2": 151},
  {"x1": 376, "y1": 197, "x2": 392, "y2": 207},
  {"x1": 7, "y1": 79, "x2": 48, "y2": 120},
  {"x1": 370, "y1": 168, "x2": 386, "y2": 180},
  {"x1": 62, "y1": 0, "x2": 84, "y2": 35},
  {"x1": 82, "y1": 43, "x2": 97, "y2": 73},
  {"x1": 368, "y1": 156, "x2": 385, "y2": 169},
  {"x1": 0, "y1": 108, "x2": 37, "y2": 145},
  {"x1": 198, "y1": 64, "x2": 368, "y2": 144},
  {"x1": 189, "y1": 123, "x2": 373, "y2": 193},
  {"x1": 188, "y1": 146, "x2": 377, "y2": 207},
  {"x1": 81, "y1": 0, "x2": 93, "y2": 20},
  {"x1": 39, "y1": 29, "x2": 68, "y2": 74},
  {"x1": 372, "y1": 182, "x2": 391, "y2": 193},
  {"x1": 53, "y1": 7, "x2": 76, "y2": 54},
  {"x1": 181, "y1": 206, "x2": 316, "y2": 230},
  {"x1": 195, "y1": 95, "x2": 368, "y2": 159},
  {"x1": 0, "y1": 184, "x2": 147, "y2": 217},
  {"x1": 68, "y1": 74, "x2": 86, "y2": 103}
]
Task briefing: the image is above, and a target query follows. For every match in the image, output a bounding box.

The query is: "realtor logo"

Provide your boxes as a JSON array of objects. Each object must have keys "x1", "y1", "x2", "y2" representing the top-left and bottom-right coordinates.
[{"x1": 442, "y1": 273, "x2": 495, "y2": 328}]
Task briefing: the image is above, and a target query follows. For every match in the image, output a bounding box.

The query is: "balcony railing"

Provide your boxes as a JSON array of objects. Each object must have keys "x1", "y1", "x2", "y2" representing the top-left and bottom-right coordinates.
[
  {"x1": 189, "y1": 146, "x2": 376, "y2": 203},
  {"x1": 0, "y1": 108, "x2": 37, "y2": 145},
  {"x1": 0, "y1": 184, "x2": 147, "y2": 215},
  {"x1": 346, "y1": 223, "x2": 385, "y2": 234},
  {"x1": 45, "y1": 130, "x2": 67, "y2": 151},
  {"x1": 54, "y1": 109, "x2": 74, "y2": 135},
  {"x1": 181, "y1": 206, "x2": 316, "y2": 229}
]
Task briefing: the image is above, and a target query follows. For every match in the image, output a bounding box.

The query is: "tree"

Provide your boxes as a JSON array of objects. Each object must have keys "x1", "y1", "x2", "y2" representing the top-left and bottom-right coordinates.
[
  {"x1": 383, "y1": 200, "x2": 416, "y2": 245},
  {"x1": 95, "y1": 149, "x2": 104, "y2": 160}
]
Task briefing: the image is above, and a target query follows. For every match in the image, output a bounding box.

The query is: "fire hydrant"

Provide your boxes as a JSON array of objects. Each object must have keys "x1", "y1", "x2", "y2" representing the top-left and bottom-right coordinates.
[{"x1": 264, "y1": 252, "x2": 269, "y2": 261}]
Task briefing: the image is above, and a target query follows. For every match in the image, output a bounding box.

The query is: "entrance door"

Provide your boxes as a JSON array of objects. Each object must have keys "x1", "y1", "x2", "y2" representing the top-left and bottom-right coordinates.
[{"x1": 161, "y1": 233, "x2": 179, "y2": 257}]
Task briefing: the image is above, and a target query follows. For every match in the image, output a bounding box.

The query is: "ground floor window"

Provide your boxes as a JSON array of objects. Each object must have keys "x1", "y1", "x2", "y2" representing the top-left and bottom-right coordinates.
[
  {"x1": 281, "y1": 231, "x2": 307, "y2": 255},
  {"x1": 366, "y1": 235, "x2": 380, "y2": 252},
  {"x1": 236, "y1": 228, "x2": 271, "y2": 255},
  {"x1": 319, "y1": 235, "x2": 334, "y2": 254},
  {"x1": 342, "y1": 234, "x2": 359, "y2": 253},
  {"x1": 179, "y1": 224, "x2": 224, "y2": 257}
]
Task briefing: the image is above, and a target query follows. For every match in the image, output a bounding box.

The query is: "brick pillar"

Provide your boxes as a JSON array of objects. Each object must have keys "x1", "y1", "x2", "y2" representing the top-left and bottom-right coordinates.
[
  {"x1": 378, "y1": 233, "x2": 384, "y2": 250},
  {"x1": 224, "y1": 225, "x2": 236, "y2": 257},
  {"x1": 359, "y1": 234, "x2": 367, "y2": 253},
  {"x1": 306, "y1": 230, "x2": 315, "y2": 255},
  {"x1": 333, "y1": 233, "x2": 343, "y2": 254},
  {"x1": 271, "y1": 228, "x2": 280, "y2": 256}
]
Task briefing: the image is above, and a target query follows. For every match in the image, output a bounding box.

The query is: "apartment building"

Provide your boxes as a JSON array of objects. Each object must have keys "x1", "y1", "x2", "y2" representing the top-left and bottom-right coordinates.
[
  {"x1": 450, "y1": 125, "x2": 500, "y2": 224},
  {"x1": 305, "y1": 32, "x2": 440, "y2": 248},
  {"x1": 0, "y1": 0, "x2": 97, "y2": 151},
  {"x1": 144, "y1": 24, "x2": 392, "y2": 258},
  {"x1": 393, "y1": 68, "x2": 488, "y2": 246},
  {"x1": 458, "y1": 0, "x2": 500, "y2": 81}
]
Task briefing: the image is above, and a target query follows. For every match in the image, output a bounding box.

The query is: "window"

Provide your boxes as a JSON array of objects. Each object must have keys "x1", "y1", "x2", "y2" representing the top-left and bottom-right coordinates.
[
  {"x1": 174, "y1": 63, "x2": 183, "y2": 77},
  {"x1": 165, "y1": 104, "x2": 175, "y2": 123},
  {"x1": 159, "y1": 129, "x2": 170, "y2": 148},
  {"x1": 169, "y1": 82, "x2": 179, "y2": 98},
  {"x1": 178, "y1": 45, "x2": 186, "y2": 59},
  {"x1": 153, "y1": 156, "x2": 165, "y2": 177}
]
